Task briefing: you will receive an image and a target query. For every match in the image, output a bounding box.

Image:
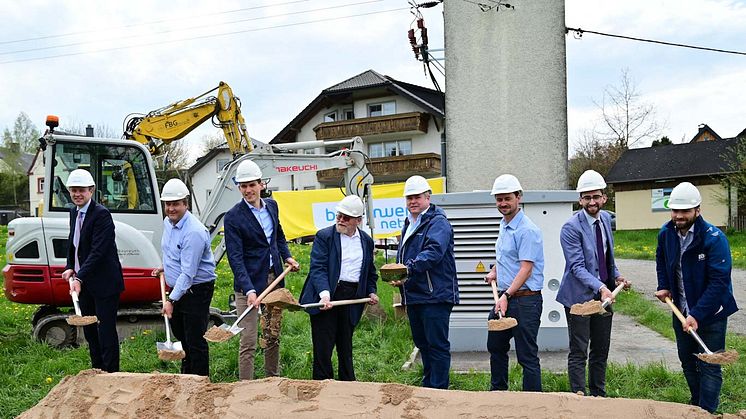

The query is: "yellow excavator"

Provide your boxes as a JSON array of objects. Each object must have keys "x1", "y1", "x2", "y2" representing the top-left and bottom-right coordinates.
[{"x1": 123, "y1": 81, "x2": 252, "y2": 156}]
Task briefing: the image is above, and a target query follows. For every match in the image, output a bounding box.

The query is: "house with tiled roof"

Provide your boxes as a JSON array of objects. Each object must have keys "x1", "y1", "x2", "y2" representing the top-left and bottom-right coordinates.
[
  {"x1": 607, "y1": 126, "x2": 745, "y2": 230},
  {"x1": 269, "y1": 69, "x2": 445, "y2": 190}
]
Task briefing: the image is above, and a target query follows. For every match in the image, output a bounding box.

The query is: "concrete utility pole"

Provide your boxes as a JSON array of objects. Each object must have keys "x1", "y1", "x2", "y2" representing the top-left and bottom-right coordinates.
[{"x1": 444, "y1": 0, "x2": 568, "y2": 191}]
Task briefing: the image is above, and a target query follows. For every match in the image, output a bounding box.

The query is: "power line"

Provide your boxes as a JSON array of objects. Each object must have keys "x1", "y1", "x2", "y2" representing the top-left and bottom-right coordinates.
[
  {"x1": 0, "y1": 0, "x2": 312, "y2": 45},
  {"x1": 0, "y1": 7, "x2": 409, "y2": 65},
  {"x1": 566, "y1": 27, "x2": 746, "y2": 57},
  {"x1": 1, "y1": 0, "x2": 386, "y2": 57}
]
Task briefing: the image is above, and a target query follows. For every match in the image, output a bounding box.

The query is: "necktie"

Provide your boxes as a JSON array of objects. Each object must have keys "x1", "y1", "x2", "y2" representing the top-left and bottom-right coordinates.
[
  {"x1": 73, "y1": 211, "x2": 83, "y2": 272},
  {"x1": 595, "y1": 220, "x2": 609, "y2": 284}
]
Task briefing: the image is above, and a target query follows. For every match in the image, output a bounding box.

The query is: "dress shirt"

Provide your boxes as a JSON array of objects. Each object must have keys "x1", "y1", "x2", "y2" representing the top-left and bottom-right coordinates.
[
  {"x1": 402, "y1": 206, "x2": 429, "y2": 245},
  {"x1": 161, "y1": 211, "x2": 217, "y2": 301},
  {"x1": 246, "y1": 198, "x2": 274, "y2": 268},
  {"x1": 676, "y1": 224, "x2": 695, "y2": 314},
  {"x1": 495, "y1": 209, "x2": 545, "y2": 291},
  {"x1": 319, "y1": 229, "x2": 363, "y2": 300},
  {"x1": 584, "y1": 209, "x2": 607, "y2": 255}
]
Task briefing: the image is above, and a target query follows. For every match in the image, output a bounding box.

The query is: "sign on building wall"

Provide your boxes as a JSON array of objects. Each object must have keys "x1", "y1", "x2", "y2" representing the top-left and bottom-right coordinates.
[
  {"x1": 651, "y1": 188, "x2": 673, "y2": 211},
  {"x1": 272, "y1": 178, "x2": 445, "y2": 240}
]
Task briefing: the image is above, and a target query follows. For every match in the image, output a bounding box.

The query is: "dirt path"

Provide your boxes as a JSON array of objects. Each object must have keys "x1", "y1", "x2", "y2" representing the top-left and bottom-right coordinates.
[{"x1": 615, "y1": 259, "x2": 746, "y2": 335}]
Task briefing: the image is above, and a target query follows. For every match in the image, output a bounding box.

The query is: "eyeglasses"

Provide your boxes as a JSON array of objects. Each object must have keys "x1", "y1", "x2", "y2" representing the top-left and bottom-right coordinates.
[
  {"x1": 580, "y1": 194, "x2": 604, "y2": 202},
  {"x1": 336, "y1": 213, "x2": 354, "y2": 222}
]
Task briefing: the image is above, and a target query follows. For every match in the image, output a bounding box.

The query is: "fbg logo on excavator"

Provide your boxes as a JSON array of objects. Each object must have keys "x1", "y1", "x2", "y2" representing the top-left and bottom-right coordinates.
[{"x1": 276, "y1": 164, "x2": 318, "y2": 173}]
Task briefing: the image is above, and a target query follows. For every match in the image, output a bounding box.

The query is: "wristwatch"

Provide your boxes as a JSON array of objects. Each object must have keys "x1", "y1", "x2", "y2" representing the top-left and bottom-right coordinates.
[
  {"x1": 167, "y1": 296, "x2": 176, "y2": 304},
  {"x1": 503, "y1": 291, "x2": 512, "y2": 300}
]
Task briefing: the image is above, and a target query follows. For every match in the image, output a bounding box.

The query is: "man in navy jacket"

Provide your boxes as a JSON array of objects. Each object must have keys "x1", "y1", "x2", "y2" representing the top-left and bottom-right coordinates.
[
  {"x1": 225, "y1": 159, "x2": 299, "y2": 380},
  {"x1": 394, "y1": 175, "x2": 459, "y2": 389},
  {"x1": 655, "y1": 182, "x2": 738, "y2": 413},
  {"x1": 299, "y1": 195, "x2": 379, "y2": 381},
  {"x1": 556, "y1": 170, "x2": 629, "y2": 397},
  {"x1": 61, "y1": 169, "x2": 124, "y2": 373}
]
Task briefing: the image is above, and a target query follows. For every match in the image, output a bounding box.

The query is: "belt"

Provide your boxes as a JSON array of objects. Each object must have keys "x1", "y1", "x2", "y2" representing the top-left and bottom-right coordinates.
[
  {"x1": 501, "y1": 289, "x2": 541, "y2": 298},
  {"x1": 337, "y1": 280, "x2": 358, "y2": 287}
]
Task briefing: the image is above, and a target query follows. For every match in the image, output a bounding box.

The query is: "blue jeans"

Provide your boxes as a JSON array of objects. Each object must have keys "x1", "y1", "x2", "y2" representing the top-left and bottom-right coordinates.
[
  {"x1": 487, "y1": 294, "x2": 542, "y2": 391},
  {"x1": 672, "y1": 315, "x2": 727, "y2": 413},
  {"x1": 407, "y1": 303, "x2": 453, "y2": 389}
]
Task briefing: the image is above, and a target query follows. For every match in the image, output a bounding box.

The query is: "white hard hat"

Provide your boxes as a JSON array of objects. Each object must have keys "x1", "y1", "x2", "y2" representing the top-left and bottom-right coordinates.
[
  {"x1": 335, "y1": 195, "x2": 364, "y2": 218},
  {"x1": 491, "y1": 174, "x2": 522, "y2": 195},
  {"x1": 234, "y1": 160, "x2": 262, "y2": 183},
  {"x1": 576, "y1": 170, "x2": 607, "y2": 193},
  {"x1": 403, "y1": 175, "x2": 431, "y2": 197},
  {"x1": 668, "y1": 182, "x2": 702, "y2": 209},
  {"x1": 160, "y1": 178, "x2": 190, "y2": 202},
  {"x1": 66, "y1": 169, "x2": 95, "y2": 188}
]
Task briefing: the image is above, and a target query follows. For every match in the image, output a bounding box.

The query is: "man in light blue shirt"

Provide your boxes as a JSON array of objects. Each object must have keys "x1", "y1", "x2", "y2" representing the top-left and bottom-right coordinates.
[
  {"x1": 484, "y1": 174, "x2": 544, "y2": 392},
  {"x1": 153, "y1": 179, "x2": 216, "y2": 376}
]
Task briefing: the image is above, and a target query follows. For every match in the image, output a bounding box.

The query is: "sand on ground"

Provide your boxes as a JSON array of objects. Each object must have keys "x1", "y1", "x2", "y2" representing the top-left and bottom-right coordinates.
[{"x1": 19, "y1": 369, "x2": 722, "y2": 419}]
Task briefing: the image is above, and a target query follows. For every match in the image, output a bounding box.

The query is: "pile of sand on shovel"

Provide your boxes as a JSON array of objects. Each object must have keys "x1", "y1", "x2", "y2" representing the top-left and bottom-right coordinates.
[
  {"x1": 157, "y1": 349, "x2": 185, "y2": 362},
  {"x1": 66, "y1": 315, "x2": 98, "y2": 326},
  {"x1": 570, "y1": 300, "x2": 607, "y2": 316},
  {"x1": 21, "y1": 369, "x2": 720, "y2": 418},
  {"x1": 204, "y1": 326, "x2": 234, "y2": 343},
  {"x1": 488, "y1": 317, "x2": 518, "y2": 331},
  {"x1": 380, "y1": 263, "x2": 408, "y2": 282},
  {"x1": 263, "y1": 288, "x2": 298, "y2": 306},
  {"x1": 697, "y1": 350, "x2": 739, "y2": 365}
]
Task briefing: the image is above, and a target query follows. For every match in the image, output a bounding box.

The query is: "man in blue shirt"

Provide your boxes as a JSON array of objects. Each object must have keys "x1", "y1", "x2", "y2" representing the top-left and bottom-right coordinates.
[
  {"x1": 556, "y1": 170, "x2": 629, "y2": 397},
  {"x1": 225, "y1": 159, "x2": 299, "y2": 380},
  {"x1": 485, "y1": 174, "x2": 544, "y2": 392},
  {"x1": 655, "y1": 182, "x2": 738, "y2": 413},
  {"x1": 152, "y1": 178, "x2": 217, "y2": 376}
]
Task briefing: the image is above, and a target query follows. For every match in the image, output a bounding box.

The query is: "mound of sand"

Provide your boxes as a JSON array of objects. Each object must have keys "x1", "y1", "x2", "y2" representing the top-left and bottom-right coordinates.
[{"x1": 19, "y1": 369, "x2": 722, "y2": 419}]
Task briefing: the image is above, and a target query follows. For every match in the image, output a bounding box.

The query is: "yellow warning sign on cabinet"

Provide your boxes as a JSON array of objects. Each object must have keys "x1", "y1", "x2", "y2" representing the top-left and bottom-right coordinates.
[{"x1": 475, "y1": 261, "x2": 486, "y2": 272}]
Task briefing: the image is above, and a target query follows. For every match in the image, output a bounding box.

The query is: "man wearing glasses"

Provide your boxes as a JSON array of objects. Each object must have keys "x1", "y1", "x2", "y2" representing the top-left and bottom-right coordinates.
[
  {"x1": 392, "y1": 175, "x2": 459, "y2": 389},
  {"x1": 556, "y1": 170, "x2": 629, "y2": 396},
  {"x1": 299, "y1": 195, "x2": 379, "y2": 381},
  {"x1": 225, "y1": 159, "x2": 300, "y2": 380}
]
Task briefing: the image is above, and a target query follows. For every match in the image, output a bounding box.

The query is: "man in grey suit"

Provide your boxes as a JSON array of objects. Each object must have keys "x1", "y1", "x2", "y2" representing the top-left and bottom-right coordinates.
[{"x1": 556, "y1": 170, "x2": 630, "y2": 396}]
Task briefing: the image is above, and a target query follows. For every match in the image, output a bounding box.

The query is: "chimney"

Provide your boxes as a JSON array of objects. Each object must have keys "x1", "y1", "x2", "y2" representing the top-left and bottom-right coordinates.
[{"x1": 85, "y1": 124, "x2": 94, "y2": 137}]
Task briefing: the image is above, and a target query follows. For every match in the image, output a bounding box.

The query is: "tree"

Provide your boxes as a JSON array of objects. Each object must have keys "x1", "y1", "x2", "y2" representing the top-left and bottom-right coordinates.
[
  {"x1": 200, "y1": 131, "x2": 227, "y2": 155},
  {"x1": 651, "y1": 136, "x2": 673, "y2": 147},
  {"x1": 591, "y1": 68, "x2": 663, "y2": 149},
  {"x1": 2, "y1": 112, "x2": 40, "y2": 153}
]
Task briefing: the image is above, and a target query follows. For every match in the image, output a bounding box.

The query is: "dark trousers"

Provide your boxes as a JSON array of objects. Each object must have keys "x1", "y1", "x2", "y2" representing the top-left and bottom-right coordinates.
[
  {"x1": 78, "y1": 289, "x2": 120, "y2": 373},
  {"x1": 310, "y1": 281, "x2": 358, "y2": 381},
  {"x1": 673, "y1": 315, "x2": 727, "y2": 413},
  {"x1": 171, "y1": 281, "x2": 215, "y2": 376},
  {"x1": 487, "y1": 294, "x2": 542, "y2": 392},
  {"x1": 564, "y1": 306, "x2": 613, "y2": 396},
  {"x1": 407, "y1": 302, "x2": 453, "y2": 389}
]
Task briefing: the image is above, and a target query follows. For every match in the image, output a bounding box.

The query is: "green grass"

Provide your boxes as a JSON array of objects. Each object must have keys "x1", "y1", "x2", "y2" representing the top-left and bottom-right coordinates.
[
  {"x1": 2, "y1": 226, "x2": 746, "y2": 415},
  {"x1": 615, "y1": 228, "x2": 746, "y2": 269}
]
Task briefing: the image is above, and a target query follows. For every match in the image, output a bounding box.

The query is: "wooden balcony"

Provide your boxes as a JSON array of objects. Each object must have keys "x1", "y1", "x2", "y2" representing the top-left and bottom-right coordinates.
[
  {"x1": 313, "y1": 112, "x2": 430, "y2": 140},
  {"x1": 317, "y1": 153, "x2": 441, "y2": 184}
]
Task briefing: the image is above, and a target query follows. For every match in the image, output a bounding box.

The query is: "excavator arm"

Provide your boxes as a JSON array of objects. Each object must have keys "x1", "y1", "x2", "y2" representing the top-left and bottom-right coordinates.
[{"x1": 123, "y1": 81, "x2": 252, "y2": 156}]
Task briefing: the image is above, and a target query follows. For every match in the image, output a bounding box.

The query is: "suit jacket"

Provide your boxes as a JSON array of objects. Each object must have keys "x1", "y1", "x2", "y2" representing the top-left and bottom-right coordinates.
[
  {"x1": 299, "y1": 225, "x2": 377, "y2": 327},
  {"x1": 556, "y1": 210, "x2": 620, "y2": 307},
  {"x1": 65, "y1": 200, "x2": 125, "y2": 298},
  {"x1": 225, "y1": 199, "x2": 292, "y2": 295}
]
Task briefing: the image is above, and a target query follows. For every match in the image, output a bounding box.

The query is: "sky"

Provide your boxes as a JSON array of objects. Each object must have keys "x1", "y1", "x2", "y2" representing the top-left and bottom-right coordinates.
[{"x1": 1, "y1": 0, "x2": 745, "y2": 162}]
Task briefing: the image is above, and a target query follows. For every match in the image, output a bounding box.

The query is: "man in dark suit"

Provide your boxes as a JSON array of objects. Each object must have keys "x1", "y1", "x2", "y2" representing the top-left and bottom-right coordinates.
[
  {"x1": 556, "y1": 170, "x2": 629, "y2": 397},
  {"x1": 225, "y1": 159, "x2": 299, "y2": 380},
  {"x1": 300, "y1": 195, "x2": 379, "y2": 381},
  {"x1": 61, "y1": 169, "x2": 124, "y2": 373}
]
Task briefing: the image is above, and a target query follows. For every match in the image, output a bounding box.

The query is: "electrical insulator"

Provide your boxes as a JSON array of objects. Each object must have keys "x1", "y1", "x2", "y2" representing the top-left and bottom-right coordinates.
[
  {"x1": 421, "y1": 27, "x2": 428, "y2": 46},
  {"x1": 413, "y1": 46, "x2": 420, "y2": 59},
  {"x1": 417, "y1": 18, "x2": 425, "y2": 29},
  {"x1": 408, "y1": 28, "x2": 416, "y2": 44}
]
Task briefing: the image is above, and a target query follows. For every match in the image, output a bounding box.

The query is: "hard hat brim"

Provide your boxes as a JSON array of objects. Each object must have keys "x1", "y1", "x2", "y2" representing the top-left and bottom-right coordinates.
[{"x1": 335, "y1": 205, "x2": 363, "y2": 218}]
